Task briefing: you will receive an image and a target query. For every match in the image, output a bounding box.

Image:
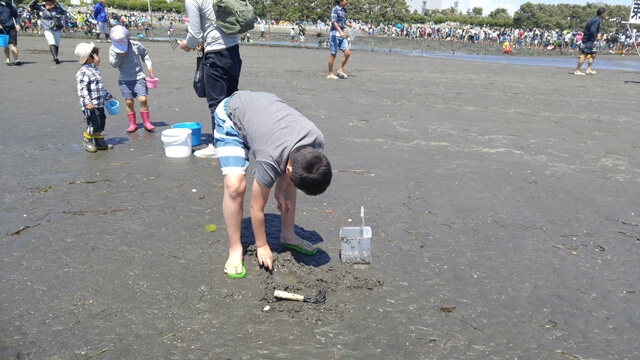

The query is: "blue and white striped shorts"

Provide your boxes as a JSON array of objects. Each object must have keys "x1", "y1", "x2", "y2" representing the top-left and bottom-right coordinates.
[{"x1": 213, "y1": 98, "x2": 249, "y2": 175}]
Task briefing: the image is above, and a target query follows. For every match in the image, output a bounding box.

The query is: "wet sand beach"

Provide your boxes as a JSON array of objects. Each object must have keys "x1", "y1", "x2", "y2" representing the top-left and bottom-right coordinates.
[{"x1": 1, "y1": 36, "x2": 640, "y2": 359}]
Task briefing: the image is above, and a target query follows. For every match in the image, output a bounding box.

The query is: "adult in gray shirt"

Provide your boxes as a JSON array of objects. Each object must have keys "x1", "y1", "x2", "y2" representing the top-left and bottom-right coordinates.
[
  {"x1": 213, "y1": 91, "x2": 332, "y2": 278},
  {"x1": 179, "y1": 0, "x2": 242, "y2": 157}
]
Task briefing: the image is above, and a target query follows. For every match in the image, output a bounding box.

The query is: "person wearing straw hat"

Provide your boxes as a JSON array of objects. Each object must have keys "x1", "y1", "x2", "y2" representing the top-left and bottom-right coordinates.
[
  {"x1": 0, "y1": 0, "x2": 21, "y2": 65},
  {"x1": 29, "y1": 0, "x2": 67, "y2": 64},
  {"x1": 75, "y1": 42, "x2": 114, "y2": 152}
]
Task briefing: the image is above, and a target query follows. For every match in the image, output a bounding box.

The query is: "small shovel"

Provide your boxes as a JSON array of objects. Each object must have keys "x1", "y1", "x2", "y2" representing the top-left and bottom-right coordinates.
[{"x1": 273, "y1": 289, "x2": 326, "y2": 304}]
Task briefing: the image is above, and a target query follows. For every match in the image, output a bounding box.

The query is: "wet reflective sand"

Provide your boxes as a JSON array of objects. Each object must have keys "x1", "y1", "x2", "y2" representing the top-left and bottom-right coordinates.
[{"x1": 1, "y1": 36, "x2": 639, "y2": 359}]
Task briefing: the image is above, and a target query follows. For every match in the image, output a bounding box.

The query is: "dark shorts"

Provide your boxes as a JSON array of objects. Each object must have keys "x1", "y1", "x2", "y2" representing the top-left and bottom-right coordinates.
[
  {"x1": 2, "y1": 26, "x2": 18, "y2": 45},
  {"x1": 580, "y1": 41, "x2": 597, "y2": 55},
  {"x1": 83, "y1": 107, "x2": 106, "y2": 133}
]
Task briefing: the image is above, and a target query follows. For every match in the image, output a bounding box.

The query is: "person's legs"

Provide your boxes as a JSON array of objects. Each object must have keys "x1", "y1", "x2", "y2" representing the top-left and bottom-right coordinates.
[
  {"x1": 328, "y1": 53, "x2": 337, "y2": 75},
  {"x1": 328, "y1": 35, "x2": 338, "y2": 76},
  {"x1": 44, "y1": 30, "x2": 59, "y2": 63},
  {"x1": 575, "y1": 54, "x2": 586, "y2": 73},
  {"x1": 10, "y1": 44, "x2": 19, "y2": 63},
  {"x1": 338, "y1": 48, "x2": 350, "y2": 76},
  {"x1": 125, "y1": 98, "x2": 136, "y2": 113},
  {"x1": 204, "y1": 45, "x2": 242, "y2": 132},
  {"x1": 5, "y1": 28, "x2": 19, "y2": 64},
  {"x1": 125, "y1": 98, "x2": 137, "y2": 132},
  {"x1": 93, "y1": 108, "x2": 111, "y2": 149},
  {"x1": 138, "y1": 95, "x2": 148, "y2": 111},
  {"x1": 138, "y1": 96, "x2": 154, "y2": 131},
  {"x1": 223, "y1": 173, "x2": 246, "y2": 269},
  {"x1": 213, "y1": 98, "x2": 250, "y2": 277},
  {"x1": 585, "y1": 54, "x2": 596, "y2": 73}
]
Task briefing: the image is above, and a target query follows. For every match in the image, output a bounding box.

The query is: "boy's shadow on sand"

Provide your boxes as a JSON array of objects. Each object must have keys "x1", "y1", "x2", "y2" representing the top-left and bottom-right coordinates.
[{"x1": 240, "y1": 213, "x2": 330, "y2": 267}]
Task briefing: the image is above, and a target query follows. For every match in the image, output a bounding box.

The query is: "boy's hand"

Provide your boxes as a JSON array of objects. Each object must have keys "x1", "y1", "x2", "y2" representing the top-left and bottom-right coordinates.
[
  {"x1": 275, "y1": 191, "x2": 291, "y2": 214},
  {"x1": 179, "y1": 40, "x2": 191, "y2": 53},
  {"x1": 148, "y1": 68, "x2": 154, "y2": 79},
  {"x1": 256, "y1": 244, "x2": 273, "y2": 271},
  {"x1": 85, "y1": 103, "x2": 94, "y2": 111}
]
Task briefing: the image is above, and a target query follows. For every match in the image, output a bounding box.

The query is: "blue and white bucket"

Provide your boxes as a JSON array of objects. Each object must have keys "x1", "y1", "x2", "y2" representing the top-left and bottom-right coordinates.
[
  {"x1": 105, "y1": 99, "x2": 119, "y2": 115},
  {"x1": 171, "y1": 122, "x2": 202, "y2": 146}
]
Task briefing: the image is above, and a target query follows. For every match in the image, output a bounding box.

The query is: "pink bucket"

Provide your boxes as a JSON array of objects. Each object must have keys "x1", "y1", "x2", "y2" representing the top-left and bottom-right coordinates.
[{"x1": 145, "y1": 77, "x2": 159, "y2": 89}]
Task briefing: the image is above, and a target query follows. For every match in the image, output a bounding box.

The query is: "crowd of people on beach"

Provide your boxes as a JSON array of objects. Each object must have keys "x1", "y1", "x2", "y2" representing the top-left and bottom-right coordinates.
[
  {"x1": 349, "y1": 20, "x2": 640, "y2": 54},
  {"x1": 12, "y1": 4, "x2": 183, "y2": 38}
]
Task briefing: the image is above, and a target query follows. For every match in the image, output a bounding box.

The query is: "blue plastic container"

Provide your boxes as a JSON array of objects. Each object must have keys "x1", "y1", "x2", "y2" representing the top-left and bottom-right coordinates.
[
  {"x1": 172, "y1": 122, "x2": 202, "y2": 146},
  {"x1": 105, "y1": 99, "x2": 119, "y2": 115},
  {"x1": 0, "y1": 29, "x2": 8, "y2": 48}
]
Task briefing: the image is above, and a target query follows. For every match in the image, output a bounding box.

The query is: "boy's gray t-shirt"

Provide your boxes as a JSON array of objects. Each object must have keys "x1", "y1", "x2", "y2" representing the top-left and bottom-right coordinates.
[{"x1": 227, "y1": 91, "x2": 325, "y2": 189}]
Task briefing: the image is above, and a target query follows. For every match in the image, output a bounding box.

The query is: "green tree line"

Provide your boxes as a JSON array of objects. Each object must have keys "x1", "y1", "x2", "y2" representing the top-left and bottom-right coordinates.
[{"x1": 17, "y1": 0, "x2": 633, "y2": 33}]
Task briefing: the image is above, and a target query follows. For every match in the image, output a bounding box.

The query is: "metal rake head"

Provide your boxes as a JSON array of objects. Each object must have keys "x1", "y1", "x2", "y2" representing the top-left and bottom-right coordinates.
[
  {"x1": 170, "y1": 39, "x2": 180, "y2": 51},
  {"x1": 307, "y1": 290, "x2": 326, "y2": 304}
]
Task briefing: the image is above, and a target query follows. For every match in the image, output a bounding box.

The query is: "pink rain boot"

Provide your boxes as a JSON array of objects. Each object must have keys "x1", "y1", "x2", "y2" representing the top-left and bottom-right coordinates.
[
  {"x1": 126, "y1": 112, "x2": 138, "y2": 133},
  {"x1": 140, "y1": 110, "x2": 155, "y2": 132}
]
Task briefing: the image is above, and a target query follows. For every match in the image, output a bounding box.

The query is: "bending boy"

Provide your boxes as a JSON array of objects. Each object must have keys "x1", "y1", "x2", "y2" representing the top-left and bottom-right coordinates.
[{"x1": 214, "y1": 91, "x2": 332, "y2": 278}]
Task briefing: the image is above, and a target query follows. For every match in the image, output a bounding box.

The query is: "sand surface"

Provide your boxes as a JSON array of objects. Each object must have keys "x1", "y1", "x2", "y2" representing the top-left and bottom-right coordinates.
[{"x1": 1, "y1": 35, "x2": 640, "y2": 359}]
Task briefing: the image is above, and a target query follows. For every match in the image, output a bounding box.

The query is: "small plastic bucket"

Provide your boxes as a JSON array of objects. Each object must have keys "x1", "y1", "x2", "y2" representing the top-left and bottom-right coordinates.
[
  {"x1": 0, "y1": 29, "x2": 9, "y2": 48},
  {"x1": 161, "y1": 128, "x2": 192, "y2": 158},
  {"x1": 105, "y1": 99, "x2": 119, "y2": 115},
  {"x1": 145, "y1": 77, "x2": 159, "y2": 89},
  {"x1": 172, "y1": 122, "x2": 202, "y2": 146}
]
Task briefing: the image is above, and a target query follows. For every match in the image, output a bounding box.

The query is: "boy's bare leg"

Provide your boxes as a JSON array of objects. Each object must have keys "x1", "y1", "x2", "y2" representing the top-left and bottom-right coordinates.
[
  {"x1": 338, "y1": 49, "x2": 350, "y2": 74},
  {"x1": 280, "y1": 181, "x2": 315, "y2": 252},
  {"x1": 125, "y1": 98, "x2": 136, "y2": 113},
  {"x1": 328, "y1": 53, "x2": 337, "y2": 75},
  {"x1": 138, "y1": 96, "x2": 148, "y2": 111},
  {"x1": 575, "y1": 54, "x2": 586, "y2": 72},
  {"x1": 585, "y1": 56, "x2": 595, "y2": 72},
  {"x1": 223, "y1": 174, "x2": 246, "y2": 269}
]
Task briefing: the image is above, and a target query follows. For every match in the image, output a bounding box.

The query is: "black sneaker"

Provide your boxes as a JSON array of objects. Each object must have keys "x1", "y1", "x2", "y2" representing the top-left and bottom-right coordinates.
[
  {"x1": 94, "y1": 137, "x2": 112, "y2": 150},
  {"x1": 83, "y1": 136, "x2": 97, "y2": 153}
]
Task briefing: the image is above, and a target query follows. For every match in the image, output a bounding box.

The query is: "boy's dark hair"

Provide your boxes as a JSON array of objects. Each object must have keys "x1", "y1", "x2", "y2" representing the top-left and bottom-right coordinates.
[
  {"x1": 289, "y1": 146, "x2": 332, "y2": 196},
  {"x1": 597, "y1": 7, "x2": 605, "y2": 16},
  {"x1": 84, "y1": 47, "x2": 99, "y2": 64}
]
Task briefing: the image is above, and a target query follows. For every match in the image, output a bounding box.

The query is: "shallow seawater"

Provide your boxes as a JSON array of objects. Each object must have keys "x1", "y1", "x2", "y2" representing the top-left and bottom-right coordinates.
[
  {"x1": 240, "y1": 34, "x2": 640, "y2": 72},
  {"x1": 412, "y1": 51, "x2": 640, "y2": 72}
]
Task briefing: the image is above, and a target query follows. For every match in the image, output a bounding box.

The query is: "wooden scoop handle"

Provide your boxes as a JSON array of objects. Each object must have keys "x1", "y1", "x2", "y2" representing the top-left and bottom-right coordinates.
[{"x1": 274, "y1": 290, "x2": 304, "y2": 302}]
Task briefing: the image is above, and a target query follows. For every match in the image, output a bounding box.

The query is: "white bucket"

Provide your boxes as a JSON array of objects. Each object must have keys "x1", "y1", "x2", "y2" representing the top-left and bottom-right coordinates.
[{"x1": 161, "y1": 128, "x2": 192, "y2": 158}]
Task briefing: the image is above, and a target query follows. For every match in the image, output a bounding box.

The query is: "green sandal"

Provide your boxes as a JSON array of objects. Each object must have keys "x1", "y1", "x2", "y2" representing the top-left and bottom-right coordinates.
[
  {"x1": 280, "y1": 238, "x2": 317, "y2": 256},
  {"x1": 224, "y1": 262, "x2": 246, "y2": 279}
]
